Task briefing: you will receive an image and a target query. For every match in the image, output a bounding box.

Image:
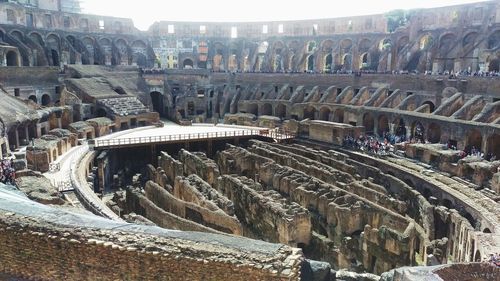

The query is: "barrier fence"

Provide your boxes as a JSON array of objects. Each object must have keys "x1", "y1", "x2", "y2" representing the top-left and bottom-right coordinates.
[{"x1": 91, "y1": 129, "x2": 295, "y2": 148}]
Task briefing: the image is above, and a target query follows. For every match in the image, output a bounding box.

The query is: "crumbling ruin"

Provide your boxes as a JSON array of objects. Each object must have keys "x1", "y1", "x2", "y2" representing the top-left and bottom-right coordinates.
[{"x1": 0, "y1": 0, "x2": 499, "y2": 280}]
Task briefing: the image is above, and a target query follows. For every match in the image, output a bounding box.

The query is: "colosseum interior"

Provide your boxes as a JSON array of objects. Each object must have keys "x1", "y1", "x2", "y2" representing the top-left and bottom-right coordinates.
[{"x1": 0, "y1": 0, "x2": 500, "y2": 280}]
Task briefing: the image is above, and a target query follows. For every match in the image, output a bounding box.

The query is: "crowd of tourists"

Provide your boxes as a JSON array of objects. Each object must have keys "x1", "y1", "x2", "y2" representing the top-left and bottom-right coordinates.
[
  {"x1": 342, "y1": 133, "x2": 402, "y2": 156},
  {"x1": 488, "y1": 253, "x2": 500, "y2": 267},
  {"x1": 342, "y1": 131, "x2": 498, "y2": 162},
  {"x1": 0, "y1": 159, "x2": 15, "y2": 185}
]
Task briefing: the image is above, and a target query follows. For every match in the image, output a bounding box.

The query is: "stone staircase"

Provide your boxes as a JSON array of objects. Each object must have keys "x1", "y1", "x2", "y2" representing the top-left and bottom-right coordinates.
[{"x1": 98, "y1": 97, "x2": 149, "y2": 117}]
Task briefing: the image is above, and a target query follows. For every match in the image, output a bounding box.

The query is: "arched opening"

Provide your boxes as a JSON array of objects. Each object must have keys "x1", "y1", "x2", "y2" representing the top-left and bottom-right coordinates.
[
  {"x1": 306, "y1": 55, "x2": 314, "y2": 71},
  {"x1": 6, "y1": 51, "x2": 18, "y2": 66},
  {"x1": 377, "y1": 115, "x2": 389, "y2": 136},
  {"x1": 363, "y1": 113, "x2": 374, "y2": 135},
  {"x1": 28, "y1": 95, "x2": 37, "y2": 104},
  {"x1": 466, "y1": 129, "x2": 482, "y2": 153},
  {"x1": 422, "y1": 101, "x2": 436, "y2": 113},
  {"x1": 183, "y1": 58, "x2": 194, "y2": 69},
  {"x1": 51, "y1": 49, "x2": 59, "y2": 66},
  {"x1": 342, "y1": 54, "x2": 352, "y2": 71},
  {"x1": 428, "y1": 123, "x2": 441, "y2": 143},
  {"x1": 303, "y1": 106, "x2": 316, "y2": 120},
  {"x1": 260, "y1": 103, "x2": 272, "y2": 116},
  {"x1": 334, "y1": 109, "x2": 344, "y2": 123},
  {"x1": 96, "y1": 108, "x2": 107, "y2": 118},
  {"x1": 150, "y1": 91, "x2": 164, "y2": 116},
  {"x1": 324, "y1": 54, "x2": 332, "y2": 73},
  {"x1": 319, "y1": 107, "x2": 331, "y2": 121},
  {"x1": 395, "y1": 118, "x2": 407, "y2": 140},
  {"x1": 247, "y1": 104, "x2": 258, "y2": 116},
  {"x1": 275, "y1": 104, "x2": 286, "y2": 119},
  {"x1": 412, "y1": 121, "x2": 425, "y2": 142},
  {"x1": 489, "y1": 58, "x2": 500, "y2": 72},
  {"x1": 474, "y1": 250, "x2": 481, "y2": 262},
  {"x1": 488, "y1": 30, "x2": 500, "y2": 49},
  {"x1": 486, "y1": 134, "x2": 500, "y2": 159},
  {"x1": 483, "y1": 228, "x2": 492, "y2": 233},
  {"x1": 41, "y1": 94, "x2": 51, "y2": 106},
  {"x1": 360, "y1": 53, "x2": 369, "y2": 70}
]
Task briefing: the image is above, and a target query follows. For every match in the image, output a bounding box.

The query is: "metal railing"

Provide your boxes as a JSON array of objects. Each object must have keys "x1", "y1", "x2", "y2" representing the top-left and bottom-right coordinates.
[{"x1": 92, "y1": 129, "x2": 295, "y2": 148}]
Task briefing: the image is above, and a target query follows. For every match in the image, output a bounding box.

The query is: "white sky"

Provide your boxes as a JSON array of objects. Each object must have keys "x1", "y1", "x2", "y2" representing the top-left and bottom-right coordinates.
[{"x1": 80, "y1": 0, "x2": 489, "y2": 31}]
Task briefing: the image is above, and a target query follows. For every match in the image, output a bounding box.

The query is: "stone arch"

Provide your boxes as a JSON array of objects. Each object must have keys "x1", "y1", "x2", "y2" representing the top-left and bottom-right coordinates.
[
  {"x1": 28, "y1": 95, "x2": 37, "y2": 103},
  {"x1": 150, "y1": 91, "x2": 164, "y2": 116},
  {"x1": 41, "y1": 94, "x2": 51, "y2": 106},
  {"x1": 258, "y1": 41, "x2": 269, "y2": 54},
  {"x1": 131, "y1": 40, "x2": 148, "y2": 67},
  {"x1": 486, "y1": 134, "x2": 500, "y2": 159},
  {"x1": 324, "y1": 53, "x2": 333, "y2": 72},
  {"x1": 394, "y1": 118, "x2": 407, "y2": 139},
  {"x1": 342, "y1": 53, "x2": 352, "y2": 71},
  {"x1": 488, "y1": 57, "x2": 500, "y2": 72},
  {"x1": 272, "y1": 41, "x2": 285, "y2": 72},
  {"x1": 319, "y1": 107, "x2": 331, "y2": 121},
  {"x1": 6, "y1": 51, "x2": 19, "y2": 66},
  {"x1": 334, "y1": 109, "x2": 344, "y2": 123},
  {"x1": 411, "y1": 121, "x2": 425, "y2": 142},
  {"x1": 10, "y1": 30, "x2": 24, "y2": 41},
  {"x1": 212, "y1": 42, "x2": 225, "y2": 71},
  {"x1": 275, "y1": 103, "x2": 287, "y2": 119},
  {"x1": 422, "y1": 101, "x2": 436, "y2": 113},
  {"x1": 483, "y1": 228, "x2": 492, "y2": 233},
  {"x1": 303, "y1": 105, "x2": 316, "y2": 120},
  {"x1": 247, "y1": 104, "x2": 258, "y2": 116},
  {"x1": 307, "y1": 41, "x2": 316, "y2": 53},
  {"x1": 114, "y1": 38, "x2": 130, "y2": 65},
  {"x1": 66, "y1": 35, "x2": 78, "y2": 64},
  {"x1": 183, "y1": 58, "x2": 194, "y2": 69},
  {"x1": 359, "y1": 52, "x2": 369, "y2": 70},
  {"x1": 379, "y1": 38, "x2": 392, "y2": 51},
  {"x1": 340, "y1": 38, "x2": 353, "y2": 53},
  {"x1": 28, "y1": 32, "x2": 44, "y2": 46},
  {"x1": 439, "y1": 33, "x2": 457, "y2": 51},
  {"x1": 474, "y1": 250, "x2": 481, "y2": 262},
  {"x1": 466, "y1": 129, "x2": 482, "y2": 152},
  {"x1": 363, "y1": 113, "x2": 375, "y2": 134},
  {"x1": 358, "y1": 38, "x2": 371, "y2": 53},
  {"x1": 321, "y1": 39, "x2": 334, "y2": 52},
  {"x1": 438, "y1": 33, "x2": 457, "y2": 71},
  {"x1": 419, "y1": 34, "x2": 434, "y2": 51},
  {"x1": 377, "y1": 115, "x2": 389, "y2": 136},
  {"x1": 488, "y1": 30, "x2": 500, "y2": 49},
  {"x1": 428, "y1": 123, "x2": 441, "y2": 143},
  {"x1": 397, "y1": 36, "x2": 409, "y2": 54},
  {"x1": 260, "y1": 103, "x2": 272, "y2": 116},
  {"x1": 462, "y1": 32, "x2": 478, "y2": 48},
  {"x1": 46, "y1": 33, "x2": 60, "y2": 66},
  {"x1": 306, "y1": 55, "x2": 314, "y2": 71},
  {"x1": 82, "y1": 37, "x2": 96, "y2": 64}
]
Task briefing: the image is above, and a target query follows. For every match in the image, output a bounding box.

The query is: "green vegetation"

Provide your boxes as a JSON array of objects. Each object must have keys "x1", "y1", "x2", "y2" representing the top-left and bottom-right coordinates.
[{"x1": 385, "y1": 9, "x2": 413, "y2": 33}]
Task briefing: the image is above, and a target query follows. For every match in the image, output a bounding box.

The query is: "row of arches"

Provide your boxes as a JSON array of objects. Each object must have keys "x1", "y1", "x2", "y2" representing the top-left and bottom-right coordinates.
[
  {"x1": 1, "y1": 28, "x2": 153, "y2": 67},
  {"x1": 242, "y1": 101, "x2": 500, "y2": 158}
]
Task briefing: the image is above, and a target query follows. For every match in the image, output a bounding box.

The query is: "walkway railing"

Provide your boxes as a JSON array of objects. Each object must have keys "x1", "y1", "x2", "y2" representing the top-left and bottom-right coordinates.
[{"x1": 91, "y1": 129, "x2": 295, "y2": 148}]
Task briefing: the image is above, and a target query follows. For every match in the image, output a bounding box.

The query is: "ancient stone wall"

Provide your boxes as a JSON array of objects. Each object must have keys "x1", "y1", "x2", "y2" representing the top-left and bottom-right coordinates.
[
  {"x1": 145, "y1": 180, "x2": 242, "y2": 235},
  {"x1": 0, "y1": 201, "x2": 302, "y2": 281}
]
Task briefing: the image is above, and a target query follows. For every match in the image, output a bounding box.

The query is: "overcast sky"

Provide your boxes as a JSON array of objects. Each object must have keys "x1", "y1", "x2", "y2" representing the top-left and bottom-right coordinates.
[{"x1": 81, "y1": 0, "x2": 488, "y2": 31}]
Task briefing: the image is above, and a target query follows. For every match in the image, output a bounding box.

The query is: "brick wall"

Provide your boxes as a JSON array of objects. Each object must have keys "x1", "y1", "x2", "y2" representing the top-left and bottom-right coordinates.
[{"x1": 0, "y1": 213, "x2": 302, "y2": 281}]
